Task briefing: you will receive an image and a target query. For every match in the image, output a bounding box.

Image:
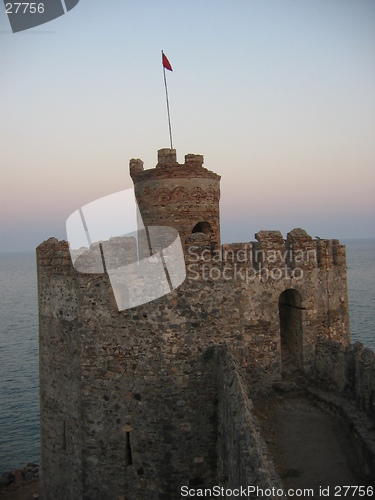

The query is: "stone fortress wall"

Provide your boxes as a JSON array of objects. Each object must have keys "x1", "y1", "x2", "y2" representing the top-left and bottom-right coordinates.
[{"x1": 37, "y1": 149, "x2": 372, "y2": 499}]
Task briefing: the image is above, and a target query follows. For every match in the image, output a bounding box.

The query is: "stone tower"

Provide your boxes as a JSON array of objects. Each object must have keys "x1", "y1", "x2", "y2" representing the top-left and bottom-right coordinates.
[
  {"x1": 37, "y1": 149, "x2": 352, "y2": 500},
  {"x1": 130, "y1": 148, "x2": 221, "y2": 252}
]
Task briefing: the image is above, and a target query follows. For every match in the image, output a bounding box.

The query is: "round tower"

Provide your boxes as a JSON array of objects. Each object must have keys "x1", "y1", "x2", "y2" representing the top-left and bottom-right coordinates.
[{"x1": 129, "y1": 148, "x2": 221, "y2": 252}]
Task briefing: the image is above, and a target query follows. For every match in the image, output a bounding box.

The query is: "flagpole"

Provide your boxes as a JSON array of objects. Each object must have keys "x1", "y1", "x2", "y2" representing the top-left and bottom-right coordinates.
[{"x1": 162, "y1": 50, "x2": 173, "y2": 150}]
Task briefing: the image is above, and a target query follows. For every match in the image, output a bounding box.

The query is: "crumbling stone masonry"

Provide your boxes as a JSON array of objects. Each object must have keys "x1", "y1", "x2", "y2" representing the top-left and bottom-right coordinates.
[{"x1": 38, "y1": 149, "x2": 351, "y2": 499}]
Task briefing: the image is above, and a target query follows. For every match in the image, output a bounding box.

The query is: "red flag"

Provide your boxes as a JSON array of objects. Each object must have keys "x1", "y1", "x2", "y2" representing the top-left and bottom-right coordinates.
[{"x1": 162, "y1": 52, "x2": 173, "y2": 71}]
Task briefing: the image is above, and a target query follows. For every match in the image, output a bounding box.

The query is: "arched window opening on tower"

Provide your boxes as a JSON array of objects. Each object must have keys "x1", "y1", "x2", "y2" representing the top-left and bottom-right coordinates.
[
  {"x1": 192, "y1": 221, "x2": 211, "y2": 235},
  {"x1": 279, "y1": 289, "x2": 304, "y2": 372}
]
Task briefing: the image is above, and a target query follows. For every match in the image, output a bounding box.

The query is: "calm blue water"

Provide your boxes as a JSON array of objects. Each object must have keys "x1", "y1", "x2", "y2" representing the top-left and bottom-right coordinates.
[
  {"x1": 345, "y1": 239, "x2": 375, "y2": 347},
  {"x1": 0, "y1": 253, "x2": 39, "y2": 473},
  {"x1": 0, "y1": 240, "x2": 374, "y2": 474}
]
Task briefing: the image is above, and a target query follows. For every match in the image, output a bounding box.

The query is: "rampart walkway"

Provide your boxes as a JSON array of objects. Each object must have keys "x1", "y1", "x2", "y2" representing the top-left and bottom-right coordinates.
[{"x1": 253, "y1": 370, "x2": 375, "y2": 499}]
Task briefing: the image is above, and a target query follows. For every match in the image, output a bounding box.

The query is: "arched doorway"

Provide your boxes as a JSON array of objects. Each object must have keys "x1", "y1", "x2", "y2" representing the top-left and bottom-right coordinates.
[
  {"x1": 279, "y1": 289, "x2": 303, "y2": 371},
  {"x1": 192, "y1": 221, "x2": 211, "y2": 235}
]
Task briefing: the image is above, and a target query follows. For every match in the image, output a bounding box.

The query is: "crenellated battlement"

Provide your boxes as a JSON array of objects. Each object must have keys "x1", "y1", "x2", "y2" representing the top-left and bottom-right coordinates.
[
  {"x1": 129, "y1": 148, "x2": 220, "y2": 183},
  {"x1": 317, "y1": 238, "x2": 347, "y2": 267},
  {"x1": 185, "y1": 229, "x2": 345, "y2": 273}
]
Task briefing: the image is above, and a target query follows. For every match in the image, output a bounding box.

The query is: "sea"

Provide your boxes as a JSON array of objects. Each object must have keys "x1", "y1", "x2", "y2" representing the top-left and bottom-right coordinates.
[{"x1": 0, "y1": 239, "x2": 374, "y2": 474}]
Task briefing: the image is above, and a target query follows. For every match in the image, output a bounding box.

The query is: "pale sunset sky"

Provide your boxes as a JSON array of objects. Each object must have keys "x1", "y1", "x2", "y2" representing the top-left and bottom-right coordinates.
[{"x1": 1, "y1": 0, "x2": 374, "y2": 252}]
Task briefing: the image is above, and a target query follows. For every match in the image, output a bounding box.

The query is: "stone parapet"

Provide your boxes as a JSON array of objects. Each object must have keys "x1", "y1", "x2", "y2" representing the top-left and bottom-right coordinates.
[
  {"x1": 129, "y1": 149, "x2": 220, "y2": 184},
  {"x1": 217, "y1": 347, "x2": 285, "y2": 494},
  {"x1": 315, "y1": 337, "x2": 375, "y2": 424}
]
